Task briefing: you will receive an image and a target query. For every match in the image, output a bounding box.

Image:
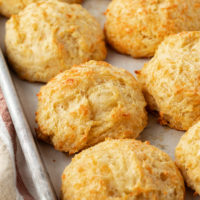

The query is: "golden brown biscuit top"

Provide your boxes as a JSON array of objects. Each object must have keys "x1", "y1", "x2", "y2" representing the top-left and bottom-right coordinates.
[
  {"x1": 105, "y1": 0, "x2": 200, "y2": 57},
  {"x1": 137, "y1": 31, "x2": 200, "y2": 130},
  {"x1": 36, "y1": 61, "x2": 147, "y2": 153},
  {"x1": 62, "y1": 139, "x2": 185, "y2": 200}
]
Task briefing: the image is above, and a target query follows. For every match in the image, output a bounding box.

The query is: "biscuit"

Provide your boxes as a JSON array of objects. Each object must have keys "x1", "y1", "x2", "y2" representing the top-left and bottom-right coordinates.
[
  {"x1": 105, "y1": 0, "x2": 200, "y2": 58},
  {"x1": 61, "y1": 139, "x2": 185, "y2": 200},
  {"x1": 0, "y1": 0, "x2": 83, "y2": 18},
  {"x1": 137, "y1": 31, "x2": 200, "y2": 130},
  {"x1": 175, "y1": 121, "x2": 200, "y2": 195},
  {"x1": 35, "y1": 61, "x2": 148, "y2": 154},
  {"x1": 5, "y1": 1, "x2": 106, "y2": 82}
]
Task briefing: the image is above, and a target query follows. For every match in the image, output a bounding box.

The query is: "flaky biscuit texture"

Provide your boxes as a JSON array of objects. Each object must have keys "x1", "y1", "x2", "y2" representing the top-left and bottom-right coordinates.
[
  {"x1": 36, "y1": 61, "x2": 147, "y2": 154},
  {"x1": 0, "y1": 0, "x2": 83, "y2": 17},
  {"x1": 61, "y1": 139, "x2": 185, "y2": 200},
  {"x1": 137, "y1": 31, "x2": 200, "y2": 130},
  {"x1": 105, "y1": 0, "x2": 200, "y2": 58},
  {"x1": 176, "y1": 121, "x2": 200, "y2": 195},
  {"x1": 5, "y1": 1, "x2": 106, "y2": 82}
]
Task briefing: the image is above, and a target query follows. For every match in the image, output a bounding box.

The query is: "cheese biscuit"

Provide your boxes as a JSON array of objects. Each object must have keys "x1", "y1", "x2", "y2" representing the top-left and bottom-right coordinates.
[
  {"x1": 36, "y1": 61, "x2": 147, "y2": 154},
  {"x1": 5, "y1": 1, "x2": 106, "y2": 82},
  {"x1": 61, "y1": 139, "x2": 185, "y2": 200},
  {"x1": 105, "y1": 0, "x2": 200, "y2": 58},
  {"x1": 176, "y1": 121, "x2": 200, "y2": 195},
  {"x1": 137, "y1": 31, "x2": 200, "y2": 130},
  {"x1": 0, "y1": 0, "x2": 83, "y2": 18}
]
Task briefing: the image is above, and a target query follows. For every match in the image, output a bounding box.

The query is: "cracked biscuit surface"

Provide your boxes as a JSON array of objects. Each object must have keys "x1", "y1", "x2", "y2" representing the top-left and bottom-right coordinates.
[
  {"x1": 137, "y1": 31, "x2": 200, "y2": 130},
  {"x1": 0, "y1": 0, "x2": 83, "y2": 17},
  {"x1": 36, "y1": 61, "x2": 147, "y2": 154},
  {"x1": 105, "y1": 0, "x2": 200, "y2": 58},
  {"x1": 61, "y1": 139, "x2": 185, "y2": 200},
  {"x1": 5, "y1": 0, "x2": 106, "y2": 82}
]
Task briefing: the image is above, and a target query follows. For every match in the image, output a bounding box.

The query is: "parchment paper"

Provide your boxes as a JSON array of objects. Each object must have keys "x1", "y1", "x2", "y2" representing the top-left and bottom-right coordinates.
[{"x1": 0, "y1": 0, "x2": 199, "y2": 199}]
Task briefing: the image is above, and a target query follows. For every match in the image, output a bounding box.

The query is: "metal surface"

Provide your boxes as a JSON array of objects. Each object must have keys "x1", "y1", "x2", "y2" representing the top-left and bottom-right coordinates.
[{"x1": 0, "y1": 48, "x2": 57, "y2": 200}]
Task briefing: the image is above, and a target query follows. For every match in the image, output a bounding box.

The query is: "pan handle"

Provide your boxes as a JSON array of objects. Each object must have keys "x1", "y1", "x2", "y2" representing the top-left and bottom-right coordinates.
[{"x1": 0, "y1": 48, "x2": 57, "y2": 200}]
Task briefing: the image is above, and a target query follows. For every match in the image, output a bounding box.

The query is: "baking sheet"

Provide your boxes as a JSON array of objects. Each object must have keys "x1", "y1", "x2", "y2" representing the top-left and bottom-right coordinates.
[{"x1": 0, "y1": 0, "x2": 199, "y2": 199}]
